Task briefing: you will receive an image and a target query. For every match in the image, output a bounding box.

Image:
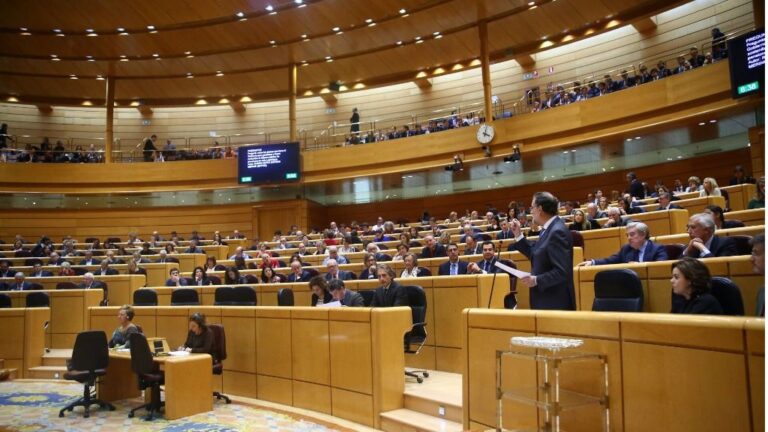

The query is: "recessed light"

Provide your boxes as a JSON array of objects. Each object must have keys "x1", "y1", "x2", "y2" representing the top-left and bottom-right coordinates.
[
  {"x1": 147, "y1": 25, "x2": 155, "y2": 30},
  {"x1": 216, "y1": 71, "x2": 224, "y2": 77},
  {"x1": 709, "y1": 119, "x2": 717, "y2": 123},
  {"x1": 301, "y1": 34, "x2": 307, "y2": 38},
  {"x1": 435, "y1": 34, "x2": 442, "y2": 39},
  {"x1": 698, "y1": 122, "x2": 706, "y2": 126},
  {"x1": 116, "y1": 27, "x2": 125, "y2": 32},
  {"x1": 416, "y1": 40, "x2": 424, "y2": 44},
  {"x1": 269, "y1": 41, "x2": 276, "y2": 45},
  {"x1": 265, "y1": 5, "x2": 274, "y2": 11},
  {"x1": 187, "y1": 73, "x2": 194, "y2": 78},
  {"x1": 86, "y1": 28, "x2": 94, "y2": 32},
  {"x1": 396, "y1": 41, "x2": 403, "y2": 45},
  {"x1": 298, "y1": 4, "x2": 306, "y2": 8},
  {"x1": 528, "y1": 1, "x2": 535, "y2": 5},
  {"x1": 20, "y1": 31, "x2": 31, "y2": 36},
  {"x1": 119, "y1": 31, "x2": 129, "y2": 36},
  {"x1": 365, "y1": 18, "x2": 373, "y2": 23},
  {"x1": 53, "y1": 29, "x2": 61, "y2": 33},
  {"x1": 50, "y1": 54, "x2": 57, "y2": 58},
  {"x1": 69, "y1": 75, "x2": 78, "y2": 80},
  {"x1": 120, "y1": 55, "x2": 127, "y2": 58},
  {"x1": 20, "y1": 27, "x2": 27, "y2": 31},
  {"x1": 336, "y1": 31, "x2": 343, "y2": 35},
  {"x1": 184, "y1": 51, "x2": 191, "y2": 55},
  {"x1": 236, "y1": 11, "x2": 245, "y2": 17},
  {"x1": 635, "y1": 136, "x2": 641, "y2": 140},
  {"x1": 96, "y1": 75, "x2": 105, "y2": 81},
  {"x1": 415, "y1": 36, "x2": 421, "y2": 40},
  {"x1": 433, "y1": 31, "x2": 440, "y2": 35},
  {"x1": 87, "y1": 32, "x2": 98, "y2": 37},
  {"x1": 529, "y1": 5, "x2": 537, "y2": 10},
  {"x1": 332, "y1": 27, "x2": 340, "y2": 31},
  {"x1": 269, "y1": 11, "x2": 277, "y2": 15},
  {"x1": 295, "y1": 0, "x2": 303, "y2": 4},
  {"x1": 325, "y1": 55, "x2": 332, "y2": 59},
  {"x1": 399, "y1": 8, "x2": 407, "y2": 14},
  {"x1": 152, "y1": 53, "x2": 159, "y2": 57},
  {"x1": 368, "y1": 22, "x2": 376, "y2": 27},
  {"x1": 187, "y1": 54, "x2": 194, "y2": 58}
]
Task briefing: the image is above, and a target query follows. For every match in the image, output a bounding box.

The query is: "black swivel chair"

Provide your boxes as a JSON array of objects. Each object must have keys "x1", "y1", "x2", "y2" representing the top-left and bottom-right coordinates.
[
  {"x1": 731, "y1": 235, "x2": 753, "y2": 256},
  {"x1": 232, "y1": 286, "x2": 257, "y2": 305},
  {"x1": 0, "y1": 294, "x2": 10, "y2": 308},
  {"x1": 498, "y1": 259, "x2": 519, "y2": 309},
  {"x1": 128, "y1": 333, "x2": 164, "y2": 420},
  {"x1": 133, "y1": 289, "x2": 158, "y2": 306},
  {"x1": 209, "y1": 324, "x2": 231, "y2": 404},
  {"x1": 570, "y1": 230, "x2": 585, "y2": 251},
  {"x1": 243, "y1": 274, "x2": 259, "y2": 284},
  {"x1": 59, "y1": 330, "x2": 115, "y2": 418},
  {"x1": 170, "y1": 288, "x2": 200, "y2": 306},
  {"x1": 208, "y1": 275, "x2": 221, "y2": 285},
  {"x1": 56, "y1": 281, "x2": 78, "y2": 290},
  {"x1": 25, "y1": 292, "x2": 49, "y2": 307},
  {"x1": 664, "y1": 244, "x2": 686, "y2": 260},
  {"x1": 28, "y1": 282, "x2": 44, "y2": 291},
  {"x1": 277, "y1": 288, "x2": 294, "y2": 306},
  {"x1": 416, "y1": 267, "x2": 432, "y2": 277},
  {"x1": 403, "y1": 285, "x2": 429, "y2": 383},
  {"x1": 710, "y1": 277, "x2": 745, "y2": 315},
  {"x1": 213, "y1": 287, "x2": 236, "y2": 306},
  {"x1": 592, "y1": 269, "x2": 644, "y2": 312},
  {"x1": 359, "y1": 290, "x2": 375, "y2": 306}
]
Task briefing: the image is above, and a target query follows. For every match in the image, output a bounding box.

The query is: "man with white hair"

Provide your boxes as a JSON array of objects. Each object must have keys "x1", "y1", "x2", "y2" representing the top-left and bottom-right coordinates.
[
  {"x1": 324, "y1": 259, "x2": 355, "y2": 281},
  {"x1": 78, "y1": 272, "x2": 106, "y2": 290},
  {"x1": 602, "y1": 207, "x2": 628, "y2": 228},
  {"x1": 323, "y1": 246, "x2": 349, "y2": 265},
  {"x1": 229, "y1": 246, "x2": 251, "y2": 260},
  {"x1": 8, "y1": 272, "x2": 32, "y2": 291},
  {"x1": 683, "y1": 213, "x2": 738, "y2": 258},
  {"x1": 579, "y1": 222, "x2": 667, "y2": 266}
]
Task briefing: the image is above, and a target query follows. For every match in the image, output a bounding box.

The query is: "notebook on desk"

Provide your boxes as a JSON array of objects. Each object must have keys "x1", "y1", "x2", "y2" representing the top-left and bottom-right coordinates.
[{"x1": 147, "y1": 337, "x2": 171, "y2": 355}]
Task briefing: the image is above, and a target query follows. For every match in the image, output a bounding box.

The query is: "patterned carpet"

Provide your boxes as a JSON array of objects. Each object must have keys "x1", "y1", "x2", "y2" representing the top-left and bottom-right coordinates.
[{"x1": 0, "y1": 380, "x2": 354, "y2": 431}]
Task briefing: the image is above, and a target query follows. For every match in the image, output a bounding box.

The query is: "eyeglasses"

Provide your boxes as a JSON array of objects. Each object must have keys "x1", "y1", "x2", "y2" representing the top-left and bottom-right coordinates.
[{"x1": 686, "y1": 224, "x2": 701, "y2": 230}]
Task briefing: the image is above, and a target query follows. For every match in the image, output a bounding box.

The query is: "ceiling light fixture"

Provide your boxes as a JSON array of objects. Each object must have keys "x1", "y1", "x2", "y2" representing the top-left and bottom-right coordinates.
[
  {"x1": 332, "y1": 27, "x2": 340, "y2": 31},
  {"x1": 368, "y1": 22, "x2": 376, "y2": 27},
  {"x1": 53, "y1": 29, "x2": 61, "y2": 33},
  {"x1": 236, "y1": 12, "x2": 245, "y2": 17},
  {"x1": 116, "y1": 27, "x2": 125, "y2": 32},
  {"x1": 365, "y1": 18, "x2": 373, "y2": 23},
  {"x1": 147, "y1": 25, "x2": 155, "y2": 30},
  {"x1": 216, "y1": 71, "x2": 224, "y2": 77},
  {"x1": 399, "y1": 8, "x2": 407, "y2": 14},
  {"x1": 266, "y1": 5, "x2": 274, "y2": 11}
]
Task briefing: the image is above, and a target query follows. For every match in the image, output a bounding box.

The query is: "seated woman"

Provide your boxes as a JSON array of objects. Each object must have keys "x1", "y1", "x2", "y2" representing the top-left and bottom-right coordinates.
[
  {"x1": 619, "y1": 196, "x2": 644, "y2": 215},
  {"x1": 260, "y1": 265, "x2": 282, "y2": 284},
  {"x1": 670, "y1": 257, "x2": 723, "y2": 315},
  {"x1": 699, "y1": 177, "x2": 722, "y2": 197},
  {"x1": 748, "y1": 176, "x2": 765, "y2": 209},
  {"x1": 127, "y1": 260, "x2": 146, "y2": 275},
  {"x1": 392, "y1": 243, "x2": 409, "y2": 262},
  {"x1": 570, "y1": 209, "x2": 599, "y2": 231},
  {"x1": 400, "y1": 252, "x2": 420, "y2": 278},
  {"x1": 109, "y1": 305, "x2": 140, "y2": 348},
  {"x1": 309, "y1": 276, "x2": 333, "y2": 306},
  {"x1": 204, "y1": 256, "x2": 218, "y2": 272},
  {"x1": 164, "y1": 243, "x2": 178, "y2": 255},
  {"x1": 338, "y1": 235, "x2": 356, "y2": 255},
  {"x1": 179, "y1": 313, "x2": 214, "y2": 354},
  {"x1": 224, "y1": 266, "x2": 247, "y2": 285},
  {"x1": 192, "y1": 266, "x2": 211, "y2": 286}
]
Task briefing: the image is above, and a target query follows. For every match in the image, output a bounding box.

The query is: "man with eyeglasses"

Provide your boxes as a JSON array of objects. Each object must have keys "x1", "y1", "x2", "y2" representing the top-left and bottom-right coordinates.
[
  {"x1": 683, "y1": 213, "x2": 737, "y2": 258},
  {"x1": 438, "y1": 243, "x2": 469, "y2": 276},
  {"x1": 578, "y1": 222, "x2": 667, "y2": 266}
]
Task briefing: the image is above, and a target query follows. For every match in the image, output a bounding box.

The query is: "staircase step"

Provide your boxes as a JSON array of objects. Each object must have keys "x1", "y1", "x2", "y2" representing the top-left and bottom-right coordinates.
[
  {"x1": 27, "y1": 366, "x2": 67, "y2": 380},
  {"x1": 404, "y1": 392, "x2": 462, "y2": 423},
  {"x1": 380, "y1": 408, "x2": 464, "y2": 432},
  {"x1": 42, "y1": 349, "x2": 72, "y2": 367}
]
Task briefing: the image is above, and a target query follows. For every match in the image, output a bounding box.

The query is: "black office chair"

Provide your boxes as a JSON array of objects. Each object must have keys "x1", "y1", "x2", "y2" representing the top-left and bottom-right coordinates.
[
  {"x1": 214, "y1": 264, "x2": 227, "y2": 271},
  {"x1": 731, "y1": 235, "x2": 753, "y2": 256},
  {"x1": 377, "y1": 253, "x2": 392, "y2": 262},
  {"x1": 59, "y1": 330, "x2": 115, "y2": 418},
  {"x1": 305, "y1": 268, "x2": 320, "y2": 278},
  {"x1": 664, "y1": 243, "x2": 686, "y2": 260},
  {"x1": 416, "y1": 267, "x2": 432, "y2": 277},
  {"x1": 25, "y1": 292, "x2": 49, "y2": 307},
  {"x1": 97, "y1": 281, "x2": 109, "y2": 306},
  {"x1": 24, "y1": 258, "x2": 42, "y2": 267},
  {"x1": 133, "y1": 289, "x2": 158, "y2": 306},
  {"x1": 165, "y1": 257, "x2": 180, "y2": 264},
  {"x1": 403, "y1": 285, "x2": 429, "y2": 383},
  {"x1": 170, "y1": 288, "x2": 200, "y2": 305},
  {"x1": 56, "y1": 281, "x2": 78, "y2": 290},
  {"x1": 359, "y1": 290, "x2": 375, "y2": 307},
  {"x1": 243, "y1": 274, "x2": 259, "y2": 284},
  {"x1": 208, "y1": 275, "x2": 221, "y2": 285},
  {"x1": 73, "y1": 267, "x2": 87, "y2": 276},
  {"x1": 14, "y1": 250, "x2": 31, "y2": 258},
  {"x1": 209, "y1": 324, "x2": 231, "y2": 404},
  {"x1": 128, "y1": 333, "x2": 164, "y2": 420},
  {"x1": 592, "y1": 269, "x2": 644, "y2": 312},
  {"x1": 28, "y1": 282, "x2": 44, "y2": 291},
  {"x1": 570, "y1": 230, "x2": 585, "y2": 251},
  {"x1": 277, "y1": 288, "x2": 294, "y2": 306},
  {"x1": 232, "y1": 286, "x2": 257, "y2": 305},
  {"x1": 214, "y1": 287, "x2": 236, "y2": 306},
  {"x1": 84, "y1": 237, "x2": 99, "y2": 244},
  {"x1": 0, "y1": 294, "x2": 10, "y2": 308},
  {"x1": 710, "y1": 277, "x2": 745, "y2": 315}
]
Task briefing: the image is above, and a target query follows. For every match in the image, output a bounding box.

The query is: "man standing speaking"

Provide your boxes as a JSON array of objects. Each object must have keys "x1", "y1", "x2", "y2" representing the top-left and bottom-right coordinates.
[{"x1": 510, "y1": 192, "x2": 576, "y2": 310}]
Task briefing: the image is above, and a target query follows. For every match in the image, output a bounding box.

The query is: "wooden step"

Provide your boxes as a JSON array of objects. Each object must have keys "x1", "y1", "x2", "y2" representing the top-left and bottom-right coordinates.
[
  {"x1": 42, "y1": 349, "x2": 72, "y2": 367},
  {"x1": 380, "y1": 408, "x2": 464, "y2": 432},
  {"x1": 404, "y1": 391, "x2": 462, "y2": 424},
  {"x1": 27, "y1": 366, "x2": 67, "y2": 380}
]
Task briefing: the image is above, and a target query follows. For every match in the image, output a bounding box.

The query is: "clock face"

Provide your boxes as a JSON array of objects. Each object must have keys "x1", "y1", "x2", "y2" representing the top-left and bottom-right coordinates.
[{"x1": 476, "y1": 124, "x2": 495, "y2": 144}]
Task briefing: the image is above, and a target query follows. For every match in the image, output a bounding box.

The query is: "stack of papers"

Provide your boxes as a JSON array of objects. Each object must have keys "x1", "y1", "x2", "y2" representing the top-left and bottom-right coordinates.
[{"x1": 168, "y1": 351, "x2": 190, "y2": 356}]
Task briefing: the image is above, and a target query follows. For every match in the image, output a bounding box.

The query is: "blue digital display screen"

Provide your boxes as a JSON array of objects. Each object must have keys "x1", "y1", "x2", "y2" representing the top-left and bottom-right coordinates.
[{"x1": 237, "y1": 142, "x2": 300, "y2": 184}]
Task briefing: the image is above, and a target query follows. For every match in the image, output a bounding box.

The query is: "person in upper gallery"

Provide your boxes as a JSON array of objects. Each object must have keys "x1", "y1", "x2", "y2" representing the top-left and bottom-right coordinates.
[
  {"x1": 370, "y1": 264, "x2": 408, "y2": 307},
  {"x1": 438, "y1": 243, "x2": 469, "y2": 276},
  {"x1": 703, "y1": 205, "x2": 743, "y2": 230},
  {"x1": 657, "y1": 192, "x2": 682, "y2": 211},
  {"x1": 570, "y1": 209, "x2": 599, "y2": 231},
  {"x1": 670, "y1": 258, "x2": 723, "y2": 315},
  {"x1": 139, "y1": 242, "x2": 153, "y2": 256},
  {"x1": 510, "y1": 192, "x2": 576, "y2": 310},
  {"x1": 349, "y1": 108, "x2": 360, "y2": 136},
  {"x1": 309, "y1": 276, "x2": 333, "y2": 306},
  {"x1": 729, "y1": 165, "x2": 756, "y2": 185},
  {"x1": 178, "y1": 312, "x2": 214, "y2": 353},
  {"x1": 748, "y1": 177, "x2": 765, "y2": 209},
  {"x1": 579, "y1": 222, "x2": 668, "y2": 266},
  {"x1": 143, "y1": 134, "x2": 158, "y2": 162},
  {"x1": 97, "y1": 259, "x2": 118, "y2": 276},
  {"x1": 286, "y1": 260, "x2": 312, "y2": 283},
  {"x1": 329, "y1": 279, "x2": 364, "y2": 307},
  {"x1": 699, "y1": 177, "x2": 722, "y2": 198},
  {"x1": 420, "y1": 235, "x2": 446, "y2": 258},
  {"x1": 165, "y1": 268, "x2": 188, "y2": 287},
  {"x1": 191, "y1": 266, "x2": 211, "y2": 286},
  {"x1": 682, "y1": 213, "x2": 737, "y2": 258},
  {"x1": 688, "y1": 46, "x2": 706, "y2": 68},
  {"x1": 585, "y1": 203, "x2": 605, "y2": 222},
  {"x1": 108, "y1": 305, "x2": 140, "y2": 349}
]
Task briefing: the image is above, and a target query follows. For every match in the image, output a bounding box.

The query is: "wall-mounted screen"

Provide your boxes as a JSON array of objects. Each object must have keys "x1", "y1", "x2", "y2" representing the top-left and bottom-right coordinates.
[
  {"x1": 237, "y1": 142, "x2": 300, "y2": 184},
  {"x1": 728, "y1": 29, "x2": 765, "y2": 98}
]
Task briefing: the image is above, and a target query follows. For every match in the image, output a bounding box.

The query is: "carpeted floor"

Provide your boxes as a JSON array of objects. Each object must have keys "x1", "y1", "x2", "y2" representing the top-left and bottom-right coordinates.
[{"x1": 0, "y1": 380, "x2": 353, "y2": 431}]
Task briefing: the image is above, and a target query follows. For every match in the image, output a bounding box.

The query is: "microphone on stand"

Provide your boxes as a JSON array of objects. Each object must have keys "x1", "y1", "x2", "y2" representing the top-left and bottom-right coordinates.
[{"x1": 487, "y1": 241, "x2": 503, "y2": 309}]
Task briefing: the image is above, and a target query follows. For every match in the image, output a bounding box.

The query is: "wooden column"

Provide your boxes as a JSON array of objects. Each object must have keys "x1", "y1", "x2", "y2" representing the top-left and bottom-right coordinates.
[
  {"x1": 478, "y1": 22, "x2": 493, "y2": 124},
  {"x1": 104, "y1": 75, "x2": 115, "y2": 163},
  {"x1": 754, "y1": 0, "x2": 764, "y2": 28},
  {"x1": 288, "y1": 63, "x2": 297, "y2": 142}
]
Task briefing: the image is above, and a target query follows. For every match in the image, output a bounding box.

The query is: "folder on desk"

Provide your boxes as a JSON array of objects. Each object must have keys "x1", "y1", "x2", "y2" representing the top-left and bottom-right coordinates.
[{"x1": 147, "y1": 337, "x2": 171, "y2": 355}]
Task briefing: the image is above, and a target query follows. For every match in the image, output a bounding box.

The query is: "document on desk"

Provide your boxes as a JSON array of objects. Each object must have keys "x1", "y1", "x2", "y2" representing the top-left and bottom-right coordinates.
[
  {"x1": 494, "y1": 261, "x2": 531, "y2": 279},
  {"x1": 168, "y1": 351, "x2": 190, "y2": 356},
  {"x1": 317, "y1": 301, "x2": 342, "y2": 308},
  {"x1": 116, "y1": 348, "x2": 130, "y2": 353}
]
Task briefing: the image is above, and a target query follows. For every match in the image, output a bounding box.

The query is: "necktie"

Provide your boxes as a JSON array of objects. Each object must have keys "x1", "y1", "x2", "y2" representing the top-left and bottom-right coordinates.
[
  {"x1": 632, "y1": 248, "x2": 640, "y2": 262},
  {"x1": 484, "y1": 261, "x2": 489, "y2": 272}
]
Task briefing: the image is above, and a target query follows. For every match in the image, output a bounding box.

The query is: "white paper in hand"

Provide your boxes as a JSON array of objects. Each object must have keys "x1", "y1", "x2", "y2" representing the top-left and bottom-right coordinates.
[
  {"x1": 317, "y1": 301, "x2": 342, "y2": 308},
  {"x1": 494, "y1": 261, "x2": 530, "y2": 279}
]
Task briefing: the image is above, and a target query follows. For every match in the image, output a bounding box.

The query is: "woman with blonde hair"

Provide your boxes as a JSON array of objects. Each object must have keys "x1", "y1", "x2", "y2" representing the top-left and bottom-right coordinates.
[{"x1": 699, "y1": 177, "x2": 722, "y2": 197}]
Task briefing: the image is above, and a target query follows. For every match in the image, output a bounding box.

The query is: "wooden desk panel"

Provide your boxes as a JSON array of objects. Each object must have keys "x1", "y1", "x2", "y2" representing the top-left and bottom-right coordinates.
[
  {"x1": 0, "y1": 309, "x2": 26, "y2": 375},
  {"x1": 721, "y1": 183, "x2": 757, "y2": 211}
]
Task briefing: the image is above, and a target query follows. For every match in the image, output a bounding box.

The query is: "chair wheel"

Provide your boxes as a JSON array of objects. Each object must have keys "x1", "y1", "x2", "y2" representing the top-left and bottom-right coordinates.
[
  {"x1": 109, "y1": 405, "x2": 116, "y2": 411},
  {"x1": 59, "y1": 412, "x2": 64, "y2": 418},
  {"x1": 128, "y1": 412, "x2": 134, "y2": 418},
  {"x1": 416, "y1": 377, "x2": 423, "y2": 383},
  {"x1": 423, "y1": 372, "x2": 429, "y2": 378}
]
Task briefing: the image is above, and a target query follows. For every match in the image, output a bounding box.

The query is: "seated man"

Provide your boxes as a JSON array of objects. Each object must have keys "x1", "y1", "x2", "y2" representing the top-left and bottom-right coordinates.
[
  {"x1": 420, "y1": 235, "x2": 446, "y2": 258},
  {"x1": 165, "y1": 268, "x2": 188, "y2": 287},
  {"x1": 324, "y1": 259, "x2": 355, "y2": 281},
  {"x1": 468, "y1": 241, "x2": 502, "y2": 274},
  {"x1": 184, "y1": 239, "x2": 203, "y2": 254},
  {"x1": 79, "y1": 272, "x2": 106, "y2": 290},
  {"x1": 155, "y1": 249, "x2": 170, "y2": 263},
  {"x1": 497, "y1": 220, "x2": 516, "y2": 240},
  {"x1": 79, "y1": 250, "x2": 99, "y2": 266},
  {"x1": 286, "y1": 260, "x2": 312, "y2": 282},
  {"x1": 370, "y1": 264, "x2": 408, "y2": 307},
  {"x1": 683, "y1": 213, "x2": 738, "y2": 258},
  {"x1": 585, "y1": 203, "x2": 605, "y2": 221},
  {"x1": 322, "y1": 246, "x2": 349, "y2": 265},
  {"x1": 459, "y1": 224, "x2": 479, "y2": 243},
  {"x1": 358, "y1": 253, "x2": 379, "y2": 280},
  {"x1": 438, "y1": 243, "x2": 469, "y2": 275},
  {"x1": 602, "y1": 207, "x2": 629, "y2": 228},
  {"x1": 229, "y1": 246, "x2": 251, "y2": 261},
  {"x1": 578, "y1": 222, "x2": 668, "y2": 266},
  {"x1": 329, "y1": 279, "x2": 364, "y2": 307},
  {"x1": 0, "y1": 260, "x2": 13, "y2": 278},
  {"x1": 657, "y1": 192, "x2": 682, "y2": 211},
  {"x1": 7, "y1": 272, "x2": 32, "y2": 291},
  {"x1": 97, "y1": 259, "x2": 119, "y2": 276},
  {"x1": 30, "y1": 262, "x2": 53, "y2": 278},
  {"x1": 464, "y1": 235, "x2": 482, "y2": 255},
  {"x1": 48, "y1": 252, "x2": 63, "y2": 266}
]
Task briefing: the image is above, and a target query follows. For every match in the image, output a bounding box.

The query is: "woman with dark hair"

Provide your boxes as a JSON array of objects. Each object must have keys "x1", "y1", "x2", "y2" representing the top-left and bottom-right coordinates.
[
  {"x1": 109, "y1": 305, "x2": 139, "y2": 348},
  {"x1": 748, "y1": 176, "x2": 765, "y2": 209},
  {"x1": 205, "y1": 256, "x2": 218, "y2": 272},
  {"x1": 261, "y1": 265, "x2": 281, "y2": 284},
  {"x1": 179, "y1": 312, "x2": 213, "y2": 353},
  {"x1": 192, "y1": 266, "x2": 210, "y2": 286},
  {"x1": 165, "y1": 243, "x2": 178, "y2": 255},
  {"x1": 308, "y1": 275, "x2": 333, "y2": 306},
  {"x1": 670, "y1": 257, "x2": 723, "y2": 315},
  {"x1": 224, "y1": 266, "x2": 246, "y2": 285}
]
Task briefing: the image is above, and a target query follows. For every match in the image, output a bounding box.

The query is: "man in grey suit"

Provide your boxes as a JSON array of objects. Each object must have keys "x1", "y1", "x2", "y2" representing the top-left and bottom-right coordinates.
[
  {"x1": 511, "y1": 192, "x2": 576, "y2": 310},
  {"x1": 329, "y1": 279, "x2": 364, "y2": 307}
]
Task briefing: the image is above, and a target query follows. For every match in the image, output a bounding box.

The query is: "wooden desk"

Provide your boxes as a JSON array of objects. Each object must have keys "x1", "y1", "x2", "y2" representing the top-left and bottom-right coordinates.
[{"x1": 100, "y1": 351, "x2": 213, "y2": 420}]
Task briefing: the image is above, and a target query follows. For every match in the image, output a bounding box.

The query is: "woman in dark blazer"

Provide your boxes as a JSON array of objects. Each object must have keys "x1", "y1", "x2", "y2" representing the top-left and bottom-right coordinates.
[
  {"x1": 309, "y1": 275, "x2": 333, "y2": 306},
  {"x1": 670, "y1": 258, "x2": 723, "y2": 315}
]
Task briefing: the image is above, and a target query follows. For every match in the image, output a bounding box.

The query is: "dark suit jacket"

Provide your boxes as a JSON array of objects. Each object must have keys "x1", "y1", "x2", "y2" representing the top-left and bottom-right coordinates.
[
  {"x1": 31, "y1": 271, "x2": 53, "y2": 277},
  {"x1": 513, "y1": 217, "x2": 575, "y2": 310},
  {"x1": 184, "y1": 247, "x2": 203, "y2": 254},
  {"x1": 165, "y1": 278, "x2": 189, "y2": 287},
  {"x1": 97, "y1": 268, "x2": 119, "y2": 276},
  {"x1": 497, "y1": 229, "x2": 515, "y2": 240},
  {"x1": 0, "y1": 270, "x2": 13, "y2": 278},
  {"x1": 684, "y1": 235, "x2": 738, "y2": 258},
  {"x1": 287, "y1": 271, "x2": 311, "y2": 283},
  {"x1": 341, "y1": 290, "x2": 365, "y2": 307},
  {"x1": 359, "y1": 268, "x2": 378, "y2": 280},
  {"x1": 370, "y1": 281, "x2": 408, "y2": 307},
  {"x1": 79, "y1": 280, "x2": 106, "y2": 290},
  {"x1": 420, "y1": 244, "x2": 447, "y2": 258},
  {"x1": 593, "y1": 241, "x2": 668, "y2": 265},
  {"x1": 324, "y1": 271, "x2": 355, "y2": 281},
  {"x1": 464, "y1": 244, "x2": 482, "y2": 255},
  {"x1": 311, "y1": 291, "x2": 333, "y2": 306},
  {"x1": 7, "y1": 282, "x2": 32, "y2": 291},
  {"x1": 657, "y1": 204, "x2": 683, "y2": 211},
  {"x1": 438, "y1": 260, "x2": 469, "y2": 276},
  {"x1": 629, "y1": 179, "x2": 644, "y2": 199},
  {"x1": 79, "y1": 259, "x2": 99, "y2": 266}
]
